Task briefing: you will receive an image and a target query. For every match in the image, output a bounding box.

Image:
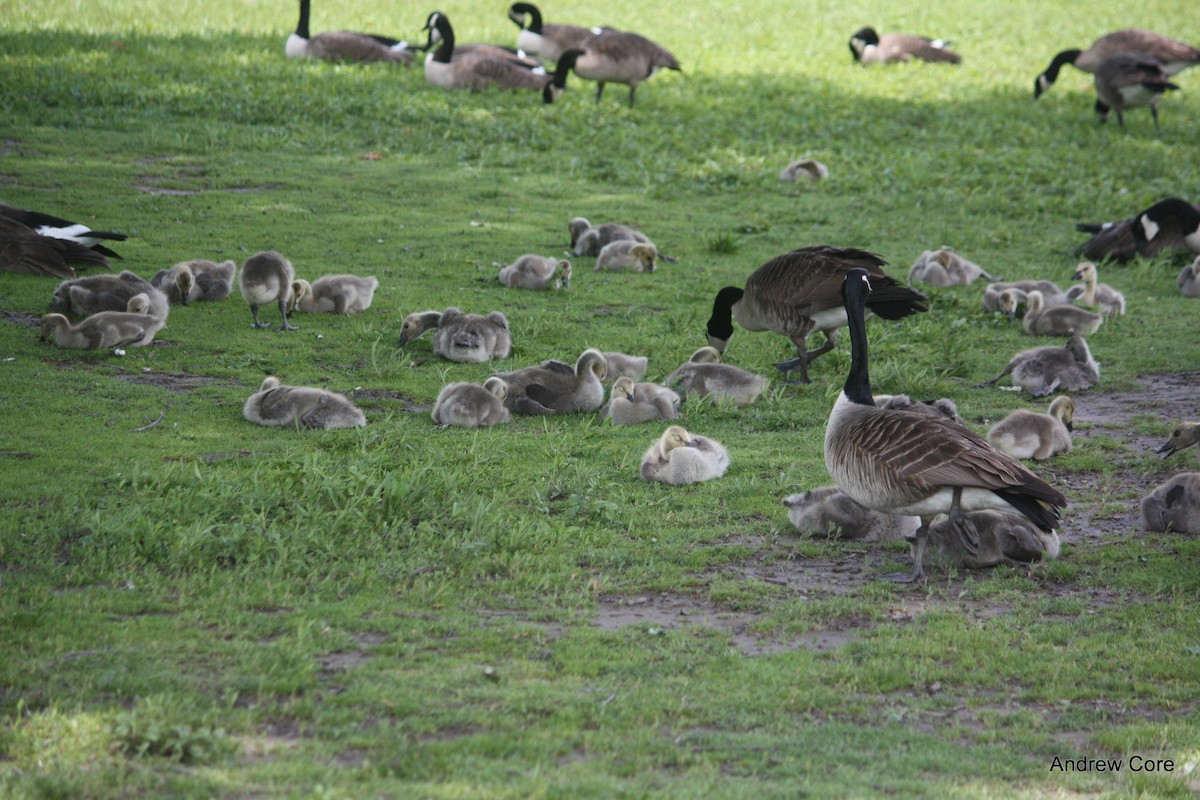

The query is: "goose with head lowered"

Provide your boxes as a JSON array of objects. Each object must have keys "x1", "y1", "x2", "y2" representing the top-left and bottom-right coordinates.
[
  {"x1": 423, "y1": 11, "x2": 570, "y2": 101},
  {"x1": 498, "y1": 254, "x2": 572, "y2": 290},
  {"x1": 1034, "y1": 29, "x2": 1199, "y2": 99},
  {"x1": 285, "y1": 0, "x2": 414, "y2": 64},
  {"x1": 1141, "y1": 473, "x2": 1200, "y2": 534},
  {"x1": 290, "y1": 274, "x2": 379, "y2": 314},
  {"x1": 824, "y1": 269, "x2": 1068, "y2": 582},
  {"x1": 39, "y1": 293, "x2": 165, "y2": 350},
  {"x1": 507, "y1": 2, "x2": 601, "y2": 62},
  {"x1": 431, "y1": 377, "x2": 512, "y2": 428},
  {"x1": 239, "y1": 251, "x2": 298, "y2": 330},
  {"x1": 848, "y1": 27, "x2": 961, "y2": 65},
  {"x1": 601, "y1": 376, "x2": 680, "y2": 425},
  {"x1": 554, "y1": 28, "x2": 680, "y2": 107},
  {"x1": 707, "y1": 245, "x2": 927, "y2": 384}
]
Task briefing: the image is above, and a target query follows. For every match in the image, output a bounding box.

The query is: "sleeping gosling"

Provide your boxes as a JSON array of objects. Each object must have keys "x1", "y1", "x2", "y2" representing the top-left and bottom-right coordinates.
[
  {"x1": 1140, "y1": 472, "x2": 1200, "y2": 533},
  {"x1": 242, "y1": 376, "x2": 366, "y2": 429},
  {"x1": 666, "y1": 346, "x2": 769, "y2": 408},
  {"x1": 601, "y1": 351, "x2": 648, "y2": 382},
  {"x1": 50, "y1": 270, "x2": 169, "y2": 320},
  {"x1": 39, "y1": 293, "x2": 166, "y2": 349},
  {"x1": 639, "y1": 425, "x2": 729, "y2": 485},
  {"x1": 925, "y1": 510, "x2": 1061, "y2": 569},
  {"x1": 498, "y1": 255, "x2": 572, "y2": 290},
  {"x1": 602, "y1": 376, "x2": 681, "y2": 425},
  {"x1": 987, "y1": 395, "x2": 1075, "y2": 461},
  {"x1": 431, "y1": 377, "x2": 512, "y2": 428},
  {"x1": 595, "y1": 241, "x2": 657, "y2": 272},
  {"x1": 782, "y1": 486, "x2": 920, "y2": 542},
  {"x1": 1022, "y1": 290, "x2": 1103, "y2": 337},
  {"x1": 290, "y1": 274, "x2": 379, "y2": 314},
  {"x1": 569, "y1": 217, "x2": 652, "y2": 257}
]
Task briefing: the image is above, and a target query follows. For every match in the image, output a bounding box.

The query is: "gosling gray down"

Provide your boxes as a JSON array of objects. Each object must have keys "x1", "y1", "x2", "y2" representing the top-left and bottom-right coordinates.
[
  {"x1": 639, "y1": 425, "x2": 729, "y2": 485},
  {"x1": 848, "y1": 27, "x2": 961, "y2": 65},
  {"x1": 1066, "y1": 262, "x2": 1125, "y2": 316},
  {"x1": 782, "y1": 486, "x2": 920, "y2": 542},
  {"x1": 601, "y1": 376, "x2": 681, "y2": 425},
  {"x1": 555, "y1": 29, "x2": 681, "y2": 107},
  {"x1": 243, "y1": 376, "x2": 366, "y2": 429},
  {"x1": 1093, "y1": 53, "x2": 1180, "y2": 128},
  {"x1": 0, "y1": 214, "x2": 110, "y2": 278},
  {"x1": 874, "y1": 394, "x2": 965, "y2": 426},
  {"x1": 1076, "y1": 198, "x2": 1200, "y2": 263},
  {"x1": 151, "y1": 259, "x2": 236, "y2": 305},
  {"x1": 666, "y1": 346, "x2": 768, "y2": 408},
  {"x1": 982, "y1": 279, "x2": 1069, "y2": 312},
  {"x1": 1022, "y1": 290, "x2": 1102, "y2": 337},
  {"x1": 908, "y1": 248, "x2": 996, "y2": 287},
  {"x1": 596, "y1": 241, "x2": 657, "y2": 272},
  {"x1": 290, "y1": 274, "x2": 378, "y2": 314},
  {"x1": 491, "y1": 348, "x2": 608, "y2": 415},
  {"x1": 498, "y1": 255, "x2": 572, "y2": 290},
  {"x1": 987, "y1": 396, "x2": 1075, "y2": 461},
  {"x1": 569, "y1": 217, "x2": 653, "y2": 257},
  {"x1": 1179, "y1": 257, "x2": 1200, "y2": 297},
  {"x1": 397, "y1": 308, "x2": 512, "y2": 363},
  {"x1": 779, "y1": 158, "x2": 829, "y2": 182},
  {"x1": 285, "y1": 0, "x2": 413, "y2": 64},
  {"x1": 39, "y1": 293, "x2": 166, "y2": 349},
  {"x1": 1034, "y1": 29, "x2": 1200, "y2": 99},
  {"x1": 431, "y1": 377, "x2": 512, "y2": 428},
  {"x1": 240, "y1": 251, "x2": 298, "y2": 330},
  {"x1": 706, "y1": 245, "x2": 928, "y2": 384},
  {"x1": 1140, "y1": 473, "x2": 1200, "y2": 534},
  {"x1": 50, "y1": 270, "x2": 169, "y2": 320},
  {"x1": 601, "y1": 351, "x2": 648, "y2": 381},
  {"x1": 926, "y1": 510, "x2": 1061, "y2": 569},
  {"x1": 976, "y1": 336, "x2": 1099, "y2": 397},
  {"x1": 507, "y1": 2, "x2": 601, "y2": 62},
  {"x1": 1156, "y1": 421, "x2": 1200, "y2": 458}
]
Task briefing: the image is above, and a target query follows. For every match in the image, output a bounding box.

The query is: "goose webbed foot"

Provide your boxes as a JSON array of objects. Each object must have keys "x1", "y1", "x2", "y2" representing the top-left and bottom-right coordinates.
[
  {"x1": 772, "y1": 356, "x2": 811, "y2": 384},
  {"x1": 881, "y1": 523, "x2": 929, "y2": 583},
  {"x1": 277, "y1": 322, "x2": 300, "y2": 331}
]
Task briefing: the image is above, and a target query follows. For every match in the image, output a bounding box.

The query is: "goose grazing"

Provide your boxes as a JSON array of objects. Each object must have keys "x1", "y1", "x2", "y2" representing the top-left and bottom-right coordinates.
[
  {"x1": 491, "y1": 348, "x2": 607, "y2": 415},
  {"x1": 908, "y1": 248, "x2": 994, "y2": 288},
  {"x1": 398, "y1": 309, "x2": 512, "y2": 364},
  {"x1": 239, "y1": 251, "x2": 298, "y2": 330},
  {"x1": 994, "y1": 288, "x2": 1026, "y2": 321},
  {"x1": 431, "y1": 377, "x2": 512, "y2": 428},
  {"x1": 926, "y1": 510, "x2": 1061, "y2": 569},
  {"x1": 983, "y1": 280, "x2": 1069, "y2": 312},
  {"x1": 39, "y1": 294, "x2": 166, "y2": 350},
  {"x1": 1093, "y1": 54, "x2": 1180, "y2": 128},
  {"x1": 151, "y1": 262, "x2": 201, "y2": 306},
  {"x1": 423, "y1": 11, "x2": 570, "y2": 101},
  {"x1": 706, "y1": 245, "x2": 928, "y2": 384},
  {"x1": 1131, "y1": 198, "x2": 1200, "y2": 259},
  {"x1": 1066, "y1": 262, "x2": 1125, "y2": 316},
  {"x1": 601, "y1": 351, "x2": 648, "y2": 381},
  {"x1": 1155, "y1": 421, "x2": 1200, "y2": 458},
  {"x1": 596, "y1": 241, "x2": 657, "y2": 272},
  {"x1": 50, "y1": 271, "x2": 169, "y2": 320},
  {"x1": 848, "y1": 27, "x2": 961, "y2": 65},
  {"x1": 1022, "y1": 290, "x2": 1102, "y2": 337},
  {"x1": 285, "y1": 0, "x2": 413, "y2": 64},
  {"x1": 1179, "y1": 257, "x2": 1200, "y2": 297},
  {"x1": 242, "y1": 376, "x2": 366, "y2": 429},
  {"x1": 507, "y1": 2, "x2": 600, "y2": 62},
  {"x1": 988, "y1": 396, "x2": 1075, "y2": 461},
  {"x1": 602, "y1": 376, "x2": 680, "y2": 425},
  {"x1": 779, "y1": 158, "x2": 829, "y2": 182},
  {"x1": 0, "y1": 201, "x2": 126, "y2": 259},
  {"x1": 498, "y1": 254, "x2": 572, "y2": 290},
  {"x1": 666, "y1": 346, "x2": 768, "y2": 408},
  {"x1": 824, "y1": 269, "x2": 1068, "y2": 582},
  {"x1": 0, "y1": 215, "x2": 111, "y2": 278},
  {"x1": 782, "y1": 486, "x2": 920, "y2": 542},
  {"x1": 290, "y1": 274, "x2": 378, "y2": 314},
  {"x1": 1140, "y1": 473, "x2": 1200, "y2": 533},
  {"x1": 639, "y1": 425, "x2": 729, "y2": 485},
  {"x1": 1034, "y1": 29, "x2": 1200, "y2": 98},
  {"x1": 554, "y1": 29, "x2": 681, "y2": 107},
  {"x1": 569, "y1": 218, "x2": 653, "y2": 257},
  {"x1": 422, "y1": 10, "x2": 540, "y2": 67},
  {"x1": 976, "y1": 336, "x2": 1099, "y2": 397}
]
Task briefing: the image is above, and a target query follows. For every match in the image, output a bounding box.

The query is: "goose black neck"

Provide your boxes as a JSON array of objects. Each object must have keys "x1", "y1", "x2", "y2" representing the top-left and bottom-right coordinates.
[
  {"x1": 706, "y1": 286, "x2": 742, "y2": 341},
  {"x1": 514, "y1": 3, "x2": 543, "y2": 32},
  {"x1": 841, "y1": 269, "x2": 874, "y2": 406},
  {"x1": 429, "y1": 14, "x2": 454, "y2": 63},
  {"x1": 295, "y1": 0, "x2": 311, "y2": 38},
  {"x1": 1044, "y1": 49, "x2": 1081, "y2": 82}
]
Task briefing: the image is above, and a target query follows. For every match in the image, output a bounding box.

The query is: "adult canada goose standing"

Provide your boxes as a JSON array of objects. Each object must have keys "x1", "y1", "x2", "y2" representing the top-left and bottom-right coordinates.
[
  {"x1": 1066, "y1": 262, "x2": 1125, "y2": 315},
  {"x1": 1179, "y1": 257, "x2": 1200, "y2": 297},
  {"x1": 39, "y1": 294, "x2": 166, "y2": 350},
  {"x1": 0, "y1": 215, "x2": 111, "y2": 278},
  {"x1": 1131, "y1": 198, "x2": 1200, "y2": 258},
  {"x1": 50, "y1": 270, "x2": 169, "y2": 320},
  {"x1": 987, "y1": 396, "x2": 1075, "y2": 461},
  {"x1": 848, "y1": 27, "x2": 961, "y2": 65},
  {"x1": 290, "y1": 274, "x2": 379, "y2": 314},
  {"x1": 0, "y1": 201, "x2": 126, "y2": 259},
  {"x1": 706, "y1": 245, "x2": 927, "y2": 383},
  {"x1": 507, "y1": 2, "x2": 600, "y2": 62},
  {"x1": 242, "y1": 376, "x2": 366, "y2": 429},
  {"x1": 824, "y1": 269, "x2": 1067, "y2": 582},
  {"x1": 1034, "y1": 29, "x2": 1200, "y2": 99},
  {"x1": 491, "y1": 348, "x2": 607, "y2": 415},
  {"x1": 666, "y1": 346, "x2": 768, "y2": 408},
  {"x1": 1140, "y1": 473, "x2": 1200, "y2": 533},
  {"x1": 285, "y1": 0, "x2": 413, "y2": 64},
  {"x1": 1155, "y1": 421, "x2": 1200, "y2": 458},
  {"x1": 601, "y1": 376, "x2": 680, "y2": 425},
  {"x1": 595, "y1": 241, "x2": 657, "y2": 272},
  {"x1": 1022, "y1": 290, "x2": 1103, "y2": 337},
  {"x1": 1093, "y1": 54, "x2": 1180, "y2": 128},
  {"x1": 639, "y1": 425, "x2": 729, "y2": 485},
  {"x1": 976, "y1": 336, "x2": 1099, "y2": 397},
  {"x1": 782, "y1": 486, "x2": 921, "y2": 542},
  {"x1": 497, "y1": 254, "x2": 572, "y2": 290},
  {"x1": 554, "y1": 28, "x2": 681, "y2": 107},
  {"x1": 239, "y1": 251, "x2": 298, "y2": 330},
  {"x1": 422, "y1": 11, "x2": 570, "y2": 100},
  {"x1": 431, "y1": 378, "x2": 512, "y2": 428}
]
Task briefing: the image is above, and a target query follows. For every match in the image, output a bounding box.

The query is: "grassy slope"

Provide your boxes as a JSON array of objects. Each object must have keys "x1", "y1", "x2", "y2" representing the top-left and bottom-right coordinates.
[{"x1": 1, "y1": 0, "x2": 1199, "y2": 797}]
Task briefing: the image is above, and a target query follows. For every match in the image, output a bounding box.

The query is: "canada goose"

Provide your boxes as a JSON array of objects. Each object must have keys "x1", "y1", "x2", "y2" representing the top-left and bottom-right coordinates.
[
  {"x1": 1179, "y1": 257, "x2": 1200, "y2": 297},
  {"x1": 1034, "y1": 29, "x2": 1200, "y2": 98},
  {"x1": 1093, "y1": 54, "x2": 1180, "y2": 128},
  {"x1": 848, "y1": 27, "x2": 961, "y2": 65},
  {"x1": 491, "y1": 348, "x2": 607, "y2": 415},
  {"x1": 422, "y1": 10, "x2": 540, "y2": 67},
  {"x1": 779, "y1": 158, "x2": 829, "y2": 182},
  {"x1": 665, "y1": 346, "x2": 768, "y2": 408},
  {"x1": 1155, "y1": 421, "x2": 1200, "y2": 458},
  {"x1": 639, "y1": 425, "x2": 729, "y2": 485},
  {"x1": 987, "y1": 396, "x2": 1075, "y2": 461},
  {"x1": 782, "y1": 486, "x2": 920, "y2": 542},
  {"x1": 706, "y1": 245, "x2": 928, "y2": 383},
  {"x1": 1075, "y1": 200, "x2": 1200, "y2": 263},
  {"x1": 239, "y1": 251, "x2": 298, "y2": 330},
  {"x1": 431, "y1": 377, "x2": 512, "y2": 428},
  {"x1": 596, "y1": 241, "x2": 657, "y2": 272},
  {"x1": 434, "y1": 308, "x2": 512, "y2": 363},
  {"x1": 569, "y1": 218, "x2": 653, "y2": 257},
  {"x1": 875, "y1": 394, "x2": 965, "y2": 426},
  {"x1": 976, "y1": 336, "x2": 1099, "y2": 397},
  {"x1": 1130, "y1": 198, "x2": 1200, "y2": 258},
  {"x1": 285, "y1": 0, "x2": 413, "y2": 64},
  {"x1": 1066, "y1": 262, "x2": 1125, "y2": 316},
  {"x1": 555, "y1": 29, "x2": 681, "y2": 107},
  {"x1": 602, "y1": 376, "x2": 680, "y2": 425},
  {"x1": 926, "y1": 510, "x2": 1061, "y2": 569},
  {"x1": 601, "y1": 351, "x2": 648, "y2": 381},
  {"x1": 423, "y1": 11, "x2": 569, "y2": 100},
  {"x1": 507, "y1": 2, "x2": 600, "y2": 62},
  {"x1": 824, "y1": 269, "x2": 1068, "y2": 583},
  {"x1": 498, "y1": 254, "x2": 572, "y2": 290},
  {"x1": 242, "y1": 376, "x2": 366, "y2": 429},
  {"x1": 1022, "y1": 290, "x2": 1103, "y2": 337},
  {"x1": 39, "y1": 294, "x2": 166, "y2": 350},
  {"x1": 50, "y1": 270, "x2": 169, "y2": 320},
  {"x1": 150, "y1": 262, "x2": 201, "y2": 306},
  {"x1": 0, "y1": 201, "x2": 126, "y2": 259},
  {"x1": 1140, "y1": 472, "x2": 1200, "y2": 533},
  {"x1": 290, "y1": 274, "x2": 378, "y2": 314},
  {"x1": 983, "y1": 280, "x2": 1069, "y2": 312},
  {"x1": 0, "y1": 215, "x2": 110, "y2": 278}
]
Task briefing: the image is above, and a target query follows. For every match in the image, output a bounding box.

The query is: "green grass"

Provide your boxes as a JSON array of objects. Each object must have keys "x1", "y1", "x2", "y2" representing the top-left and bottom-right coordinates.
[{"x1": 2, "y1": 0, "x2": 1200, "y2": 797}]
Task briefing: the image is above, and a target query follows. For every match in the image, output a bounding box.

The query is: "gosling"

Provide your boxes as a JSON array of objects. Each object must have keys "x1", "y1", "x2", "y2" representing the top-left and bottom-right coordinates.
[
  {"x1": 639, "y1": 425, "x2": 729, "y2": 485},
  {"x1": 666, "y1": 346, "x2": 769, "y2": 408},
  {"x1": 602, "y1": 376, "x2": 681, "y2": 425},
  {"x1": 242, "y1": 376, "x2": 366, "y2": 429},
  {"x1": 987, "y1": 395, "x2": 1075, "y2": 461},
  {"x1": 782, "y1": 486, "x2": 920, "y2": 542},
  {"x1": 239, "y1": 251, "x2": 298, "y2": 330},
  {"x1": 925, "y1": 510, "x2": 1061, "y2": 569},
  {"x1": 1140, "y1": 473, "x2": 1200, "y2": 534},
  {"x1": 1156, "y1": 421, "x2": 1200, "y2": 458},
  {"x1": 39, "y1": 293, "x2": 166, "y2": 349},
  {"x1": 595, "y1": 241, "x2": 657, "y2": 272},
  {"x1": 1023, "y1": 290, "x2": 1102, "y2": 337},
  {"x1": 431, "y1": 377, "x2": 512, "y2": 428},
  {"x1": 498, "y1": 255, "x2": 572, "y2": 290},
  {"x1": 290, "y1": 274, "x2": 379, "y2": 314}
]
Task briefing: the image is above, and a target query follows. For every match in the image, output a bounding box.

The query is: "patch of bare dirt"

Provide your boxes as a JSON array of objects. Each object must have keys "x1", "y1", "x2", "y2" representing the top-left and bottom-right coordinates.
[
  {"x1": 350, "y1": 388, "x2": 429, "y2": 413},
  {"x1": 113, "y1": 369, "x2": 234, "y2": 393},
  {"x1": 2, "y1": 310, "x2": 40, "y2": 328}
]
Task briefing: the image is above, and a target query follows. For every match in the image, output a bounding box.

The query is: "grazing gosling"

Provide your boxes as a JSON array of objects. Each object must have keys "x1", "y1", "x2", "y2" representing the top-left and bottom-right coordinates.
[
  {"x1": 782, "y1": 486, "x2": 920, "y2": 542},
  {"x1": 1022, "y1": 290, "x2": 1103, "y2": 337},
  {"x1": 595, "y1": 241, "x2": 657, "y2": 272},
  {"x1": 639, "y1": 425, "x2": 729, "y2": 485},
  {"x1": 601, "y1": 351, "x2": 648, "y2": 382},
  {"x1": 602, "y1": 376, "x2": 681, "y2": 425},
  {"x1": 1156, "y1": 421, "x2": 1200, "y2": 458},
  {"x1": 977, "y1": 336, "x2": 1099, "y2": 397},
  {"x1": 1179, "y1": 257, "x2": 1200, "y2": 297},
  {"x1": 1066, "y1": 262, "x2": 1125, "y2": 316},
  {"x1": 39, "y1": 293, "x2": 166, "y2": 349},
  {"x1": 1140, "y1": 473, "x2": 1200, "y2": 533},
  {"x1": 239, "y1": 251, "x2": 298, "y2": 330},
  {"x1": 151, "y1": 262, "x2": 201, "y2": 306},
  {"x1": 983, "y1": 280, "x2": 1069, "y2": 311},
  {"x1": 498, "y1": 255, "x2": 572, "y2": 290},
  {"x1": 290, "y1": 274, "x2": 379, "y2": 314},
  {"x1": 926, "y1": 510, "x2": 1061, "y2": 569},
  {"x1": 431, "y1": 377, "x2": 512, "y2": 428},
  {"x1": 243, "y1": 376, "x2": 366, "y2": 429},
  {"x1": 491, "y1": 348, "x2": 608, "y2": 415},
  {"x1": 988, "y1": 396, "x2": 1075, "y2": 461},
  {"x1": 779, "y1": 158, "x2": 829, "y2": 182},
  {"x1": 397, "y1": 309, "x2": 512, "y2": 363},
  {"x1": 666, "y1": 346, "x2": 769, "y2": 408},
  {"x1": 50, "y1": 270, "x2": 169, "y2": 320},
  {"x1": 568, "y1": 217, "x2": 652, "y2": 256}
]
